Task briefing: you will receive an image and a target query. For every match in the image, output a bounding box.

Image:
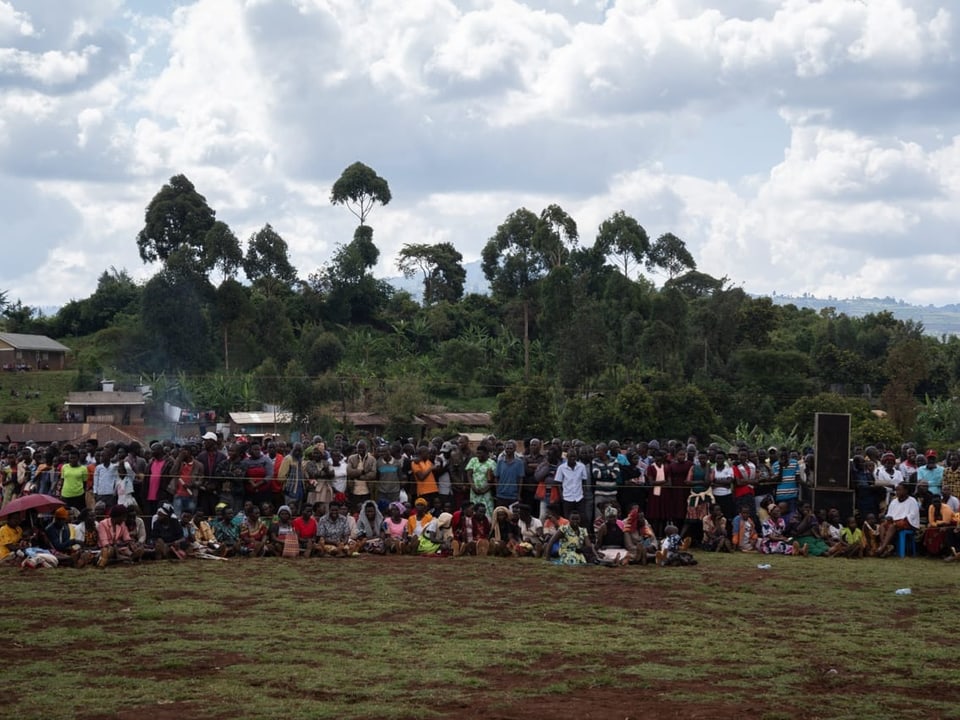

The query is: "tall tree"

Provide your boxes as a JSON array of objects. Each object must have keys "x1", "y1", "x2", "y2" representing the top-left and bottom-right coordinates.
[
  {"x1": 136, "y1": 174, "x2": 217, "y2": 270},
  {"x1": 396, "y1": 242, "x2": 466, "y2": 305},
  {"x1": 533, "y1": 204, "x2": 578, "y2": 269},
  {"x1": 595, "y1": 210, "x2": 649, "y2": 278},
  {"x1": 482, "y1": 208, "x2": 544, "y2": 380},
  {"x1": 330, "y1": 162, "x2": 392, "y2": 226},
  {"x1": 203, "y1": 221, "x2": 243, "y2": 282},
  {"x1": 243, "y1": 223, "x2": 298, "y2": 288},
  {"x1": 646, "y1": 232, "x2": 696, "y2": 279}
]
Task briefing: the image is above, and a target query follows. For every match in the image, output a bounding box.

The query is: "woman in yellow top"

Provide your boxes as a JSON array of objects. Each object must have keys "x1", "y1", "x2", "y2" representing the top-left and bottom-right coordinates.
[
  {"x1": 924, "y1": 496, "x2": 954, "y2": 557},
  {"x1": 0, "y1": 513, "x2": 26, "y2": 563}
]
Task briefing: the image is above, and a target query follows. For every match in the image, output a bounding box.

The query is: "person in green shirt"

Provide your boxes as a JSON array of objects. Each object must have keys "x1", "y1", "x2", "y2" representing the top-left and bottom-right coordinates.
[{"x1": 59, "y1": 450, "x2": 88, "y2": 511}]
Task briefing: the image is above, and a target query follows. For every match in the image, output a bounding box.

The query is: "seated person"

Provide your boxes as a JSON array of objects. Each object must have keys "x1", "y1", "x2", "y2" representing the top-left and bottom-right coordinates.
[
  {"x1": 731, "y1": 506, "x2": 758, "y2": 552},
  {"x1": 211, "y1": 506, "x2": 242, "y2": 557},
  {"x1": 316, "y1": 502, "x2": 355, "y2": 557},
  {"x1": 758, "y1": 504, "x2": 804, "y2": 556},
  {"x1": 292, "y1": 506, "x2": 319, "y2": 558},
  {"x1": 820, "y1": 508, "x2": 847, "y2": 557},
  {"x1": 514, "y1": 504, "x2": 544, "y2": 557},
  {"x1": 153, "y1": 503, "x2": 189, "y2": 559},
  {"x1": 923, "y1": 495, "x2": 954, "y2": 557},
  {"x1": 382, "y1": 502, "x2": 408, "y2": 554},
  {"x1": 489, "y1": 506, "x2": 520, "y2": 557},
  {"x1": 353, "y1": 500, "x2": 386, "y2": 554},
  {"x1": 97, "y1": 504, "x2": 138, "y2": 567},
  {"x1": 657, "y1": 523, "x2": 697, "y2": 566},
  {"x1": 595, "y1": 505, "x2": 630, "y2": 566},
  {"x1": 44, "y1": 506, "x2": 87, "y2": 566},
  {"x1": 544, "y1": 510, "x2": 593, "y2": 565},
  {"x1": 622, "y1": 505, "x2": 656, "y2": 564},
  {"x1": 701, "y1": 504, "x2": 732, "y2": 553},
  {"x1": 239, "y1": 505, "x2": 270, "y2": 556},
  {"x1": 877, "y1": 483, "x2": 921, "y2": 557},
  {"x1": 452, "y1": 502, "x2": 491, "y2": 556},
  {"x1": 840, "y1": 516, "x2": 865, "y2": 558},
  {"x1": 785, "y1": 503, "x2": 828, "y2": 556},
  {"x1": 269, "y1": 505, "x2": 297, "y2": 556}
]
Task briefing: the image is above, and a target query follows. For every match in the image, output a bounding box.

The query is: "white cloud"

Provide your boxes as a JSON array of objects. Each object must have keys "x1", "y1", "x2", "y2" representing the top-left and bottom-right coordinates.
[{"x1": 2, "y1": 0, "x2": 960, "y2": 311}]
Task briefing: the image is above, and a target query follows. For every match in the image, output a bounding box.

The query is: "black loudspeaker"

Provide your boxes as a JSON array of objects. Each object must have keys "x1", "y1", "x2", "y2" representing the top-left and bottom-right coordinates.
[
  {"x1": 803, "y1": 487, "x2": 855, "y2": 519},
  {"x1": 814, "y1": 413, "x2": 851, "y2": 489}
]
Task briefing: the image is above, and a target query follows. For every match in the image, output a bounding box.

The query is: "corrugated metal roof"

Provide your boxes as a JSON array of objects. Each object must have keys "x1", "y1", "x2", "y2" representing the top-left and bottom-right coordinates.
[
  {"x1": 0, "y1": 423, "x2": 148, "y2": 445},
  {"x1": 419, "y1": 412, "x2": 492, "y2": 427},
  {"x1": 229, "y1": 411, "x2": 293, "y2": 425},
  {"x1": 64, "y1": 391, "x2": 145, "y2": 406},
  {"x1": 0, "y1": 333, "x2": 71, "y2": 352}
]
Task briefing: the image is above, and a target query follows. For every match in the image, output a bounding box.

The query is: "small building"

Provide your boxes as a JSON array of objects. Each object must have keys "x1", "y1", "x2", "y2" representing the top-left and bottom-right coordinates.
[
  {"x1": 63, "y1": 391, "x2": 146, "y2": 425},
  {"x1": 229, "y1": 410, "x2": 293, "y2": 440},
  {"x1": 0, "y1": 333, "x2": 70, "y2": 370}
]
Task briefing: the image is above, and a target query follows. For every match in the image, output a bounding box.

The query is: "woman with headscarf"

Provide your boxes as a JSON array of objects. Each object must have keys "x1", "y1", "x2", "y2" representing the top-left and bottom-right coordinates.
[
  {"x1": 595, "y1": 505, "x2": 630, "y2": 566},
  {"x1": 489, "y1": 506, "x2": 520, "y2": 557},
  {"x1": 269, "y1": 505, "x2": 297, "y2": 556},
  {"x1": 405, "y1": 497, "x2": 434, "y2": 554},
  {"x1": 758, "y1": 503, "x2": 804, "y2": 556},
  {"x1": 354, "y1": 500, "x2": 385, "y2": 554},
  {"x1": 383, "y1": 501, "x2": 408, "y2": 554}
]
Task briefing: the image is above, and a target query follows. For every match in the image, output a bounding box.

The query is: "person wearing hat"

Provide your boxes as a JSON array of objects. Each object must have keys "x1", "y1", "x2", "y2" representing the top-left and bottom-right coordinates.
[
  {"x1": 918, "y1": 449, "x2": 944, "y2": 500},
  {"x1": 44, "y1": 506, "x2": 87, "y2": 567},
  {"x1": 152, "y1": 503, "x2": 185, "y2": 559}
]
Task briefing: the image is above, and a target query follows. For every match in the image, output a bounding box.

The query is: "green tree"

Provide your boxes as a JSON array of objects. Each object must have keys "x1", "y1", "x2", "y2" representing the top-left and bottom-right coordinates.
[
  {"x1": 396, "y1": 242, "x2": 466, "y2": 305},
  {"x1": 775, "y1": 393, "x2": 871, "y2": 437},
  {"x1": 139, "y1": 270, "x2": 216, "y2": 373},
  {"x1": 136, "y1": 174, "x2": 217, "y2": 270},
  {"x1": 203, "y1": 221, "x2": 243, "y2": 282},
  {"x1": 243, "y1": 223, "x2": 298, "y2": 288},
  {"x1": 330, "y1": 162, "x2": 392, "y2": 226},
  {"x1": 215, "y1": 279, "x2": 251, "y2": 371},
  {"x1": 646, "y1": 232, "x2": 696, "y2": 279},
  {"x1": 482, "y1": 208, "x2": 544, "y2": 380},
  {"x1": 615, "y1": 381, "x2": 655, "y2": 440},
  {"x1": 494, "y1": 378, "x2": 555, "y2": 440},
  {"x1": 596, "y1": 210, "x2": 649, "y2": 278},
  {"x1": 533, "y1": 204, "x2": 578, "y2": 269}
]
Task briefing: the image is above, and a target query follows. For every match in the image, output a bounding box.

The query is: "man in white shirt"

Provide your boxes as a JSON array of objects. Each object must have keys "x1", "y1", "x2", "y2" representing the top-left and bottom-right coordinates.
[
  {"x1": 555, "y1": 451, "x2": 587, "y2": 520},
  {"x1": 877, "y1": 483, "x2": 921, "y2": 556}
]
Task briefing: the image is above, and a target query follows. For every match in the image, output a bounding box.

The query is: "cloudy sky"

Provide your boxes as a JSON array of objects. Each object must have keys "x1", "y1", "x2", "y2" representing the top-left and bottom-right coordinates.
[{"x1": 2, "y1": 0, "x2": 958, "y2": 309}]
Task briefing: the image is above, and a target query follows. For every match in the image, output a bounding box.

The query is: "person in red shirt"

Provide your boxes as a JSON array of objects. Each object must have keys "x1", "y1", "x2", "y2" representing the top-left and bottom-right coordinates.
[{"x1": 292, "y1": 505, "x2": 318, "y2": 557}]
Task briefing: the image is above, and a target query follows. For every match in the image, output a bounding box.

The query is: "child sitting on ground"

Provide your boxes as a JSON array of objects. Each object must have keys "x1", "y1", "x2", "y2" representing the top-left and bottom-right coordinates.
[
  {"x1": 840, "y1": 516, "x2": 865, "y2": 558},
  {"x1": 657, "y1": 524, "x2": 697, "y2": 566},
  {"x1": 862, "y1": 513, "x2": 880, "y2": 557},
  {"x1": 732, "y1": 506, "x2": 758, "y2": 552}
]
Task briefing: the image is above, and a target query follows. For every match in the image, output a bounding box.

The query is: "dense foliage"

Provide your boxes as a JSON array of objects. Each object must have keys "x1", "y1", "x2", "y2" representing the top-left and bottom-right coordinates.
[{"x1": 3, "y1": 169, "x2": 958, "y2": 445}]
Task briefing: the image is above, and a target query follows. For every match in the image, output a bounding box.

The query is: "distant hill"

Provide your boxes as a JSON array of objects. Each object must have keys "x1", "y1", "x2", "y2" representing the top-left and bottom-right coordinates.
[
  {"x1": 766, "y1": 294, "x2": 960, "y2": 336},
  {"x1": 384, "y1": 260, "x2": 489, "y2": 298},
  {"x1": 384, "y1": 266, "x2": 960, "y2": 335}
]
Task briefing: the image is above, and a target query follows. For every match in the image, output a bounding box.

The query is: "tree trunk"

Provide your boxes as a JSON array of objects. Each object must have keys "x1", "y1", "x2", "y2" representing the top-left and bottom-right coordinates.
[
  {"x1": 523, "y1": 299, "x2": 530, "y2": 381},
  {"x1": 224, "y1": 325, "x2": 230, "y2": 372}
]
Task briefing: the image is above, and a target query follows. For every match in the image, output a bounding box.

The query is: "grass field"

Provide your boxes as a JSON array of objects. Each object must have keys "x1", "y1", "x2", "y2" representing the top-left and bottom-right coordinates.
[
  {"x1": 2, "y1": 553, "x2": 957, "y2": 720},
  {"x1": 0, "y1": 370, "x2": 76, "y2": 422}
]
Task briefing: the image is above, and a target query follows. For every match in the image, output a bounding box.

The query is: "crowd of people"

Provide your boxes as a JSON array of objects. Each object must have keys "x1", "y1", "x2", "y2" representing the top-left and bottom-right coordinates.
[{"x1": 1, "y1": 432, "x2": 957, "y2": 569}]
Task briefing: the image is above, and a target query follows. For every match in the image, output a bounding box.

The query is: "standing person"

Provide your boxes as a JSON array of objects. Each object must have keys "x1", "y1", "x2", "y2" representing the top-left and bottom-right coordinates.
[
  {"x1": 410, "y1": 444, "x2": 439, "y2": 509},
  {"x1": 114, "y1": 447, "x2": 139, "y2": 510},
  {"x1": 144, "y1": 444, "x2": 171, "y2": 516},
  {"x1": 57, "y1": 450, "x2": 88, "y2": 512},
  {"x1": 645, "y1": 450, "x2": 670, "y2": 536},
  {"x1": 591, "y1": 443, "x2": 621, "y2": 522},
  {"x1": 555, "y1": 446, "x2": 588, "y2": 522},
  {"x1": 195, "y1": 432, "x2": 226, "y2": 518},
  {"x1": 711, "y1": 450, "x2": 735, "y2": 520},
  {"x1": 772, "y1": 449, "x2": 800, "y2": 517},
  {"x1": 918, "y1": 449, "x2": 944, "y2": 500},
  {"x1": 495, "y1": 440, "x2": 525, "y2": 509},
  {"x1": 216, "y1": 443, "x2": 248, "y2": 514},
  {"x1": 681, "y1": 449, "x2": 713, "y2": 543},
  {"x1": 265, "y1": 442, "x2": 286, "y2": 509},
  {"x1": 434, "y1": 442, "x2": 455, "y2": 510},
  {"x1": 242, "y1": 443, "x2": 273, "y2": 507},
  {"x1": 171, "y1": 446, "x2": 200, "y2": 518},
  {"x1": 346, "y1": 440, "x2": 377, "y2": 512},
  {"x1": 665, "y1": 446, "x2": 694, "y2": 529},
  {"x1": 466, "y1": 444, "x2": 497, "y2": 517},
  {"x1": 376, "y1": 443, "x2": 403, "y2": 511},
  {"x1": 522, "y1": 438, "x2": 545, "y2": 510},
  {"x1": 277, "y1": 443, "x2": 308, "y2": 514},
  {"x1": 732, "y1": 447, "x2": 757, "y2": 514},
  {"x1": 92, "y1": 446, "x2": 119, "y2": 507},
  {"x1": 534, "y1": 445, "x2": 562, "y2": 521}
]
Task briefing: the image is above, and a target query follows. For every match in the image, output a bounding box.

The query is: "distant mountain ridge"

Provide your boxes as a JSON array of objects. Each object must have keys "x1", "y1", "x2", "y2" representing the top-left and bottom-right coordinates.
[
  {"x1": 384, "y1": 264, "x2": 960, "y2": 335},
  {"x1": 766, "y1": 294, "x2": 960, "y2": 336}
]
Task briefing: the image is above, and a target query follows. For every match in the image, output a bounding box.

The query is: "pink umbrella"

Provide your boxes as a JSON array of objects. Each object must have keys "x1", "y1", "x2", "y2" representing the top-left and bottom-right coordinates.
[{"x1": 0, "y1": 493, "x2": 65, "y2": 518}]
